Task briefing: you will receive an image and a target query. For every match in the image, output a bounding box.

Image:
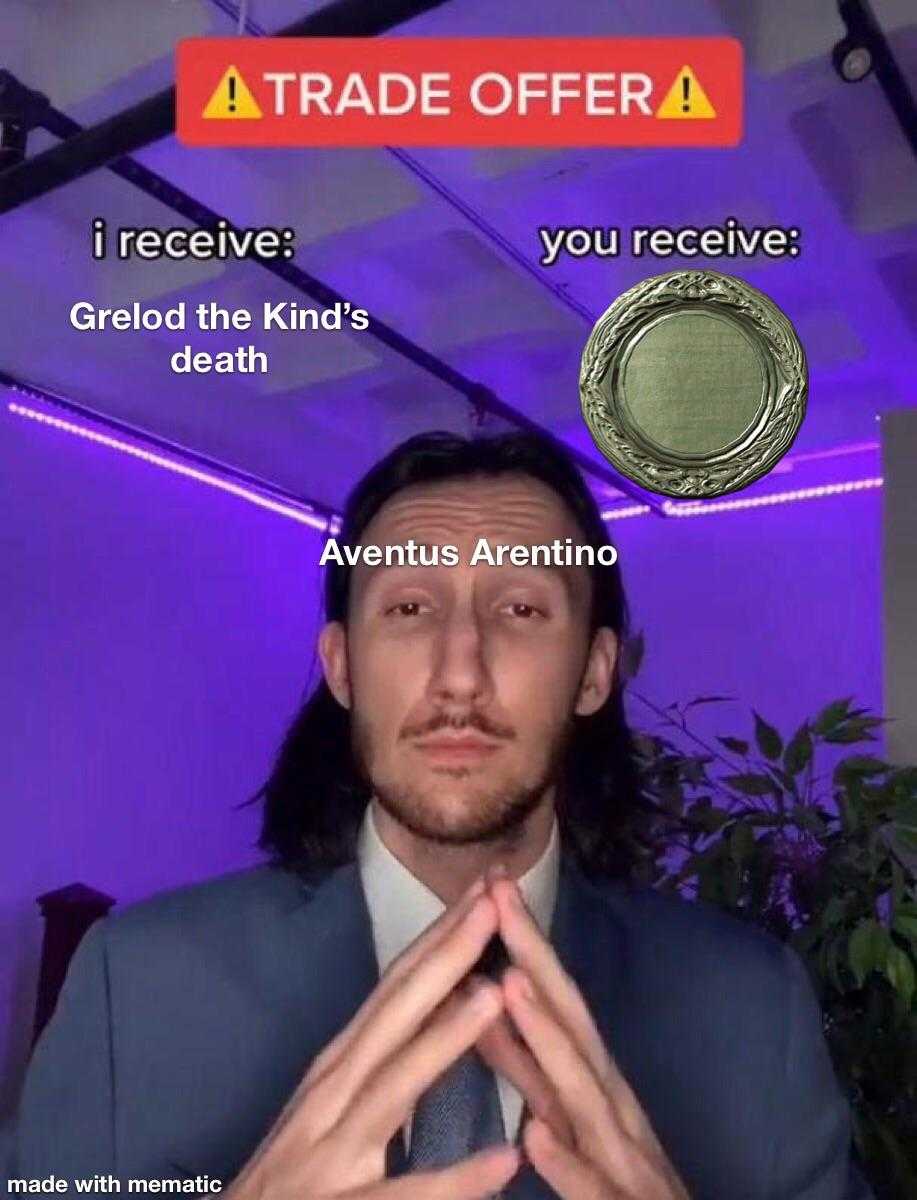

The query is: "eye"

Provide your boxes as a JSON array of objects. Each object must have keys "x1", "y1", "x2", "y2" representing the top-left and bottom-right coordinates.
[
  {"x1": 503, "y1": 601, "x2": 545, "y2": 620},
  {"x1": 385, "y1": 600, "x2": 428, "y2": 618}
]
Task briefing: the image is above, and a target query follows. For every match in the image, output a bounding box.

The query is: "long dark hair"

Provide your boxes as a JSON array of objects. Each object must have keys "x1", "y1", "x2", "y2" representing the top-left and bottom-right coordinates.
[{"x1": 258, "y1": 430, "x2": 644, "y2": 880}]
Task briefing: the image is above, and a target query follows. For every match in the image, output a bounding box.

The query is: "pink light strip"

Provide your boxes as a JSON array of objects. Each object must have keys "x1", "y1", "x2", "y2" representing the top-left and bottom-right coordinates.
[
  {"x1": 602, "y1": 476, "x2": 883, "y2": 521},
  {"x1": 603, "y1": 504, "x2": 653, "y2": 520},
  {"x1": 8, "y1": 401, "x2": 341, "y2": 534},
  {"x1": 664, "y1": 477, "x2": 883, "y2": 516},
  {"x1": 8, "y1": 397, "x2": 883, "y2": 531}
]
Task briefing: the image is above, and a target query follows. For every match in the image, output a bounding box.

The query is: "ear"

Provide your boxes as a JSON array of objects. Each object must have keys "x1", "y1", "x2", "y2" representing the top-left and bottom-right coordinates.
[
  {"x1": 574, "y1": 627, "x2": 618, "y2": 716},
  {"x1": 318, "y1": 621, "x2": 351, "y2": 710}
]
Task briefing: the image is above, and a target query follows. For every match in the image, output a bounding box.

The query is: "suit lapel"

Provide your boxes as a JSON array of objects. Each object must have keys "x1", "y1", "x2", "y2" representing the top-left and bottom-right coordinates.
[
  {"x1": 287, "y1": 860, "x2": 380, "y2": 1037},
  {"x1": 287, "y1": 861, "x2": 410, "y2": 1175},
  {"x1": 503, "y1": 853, "x2": 626, "y2": 1199}
]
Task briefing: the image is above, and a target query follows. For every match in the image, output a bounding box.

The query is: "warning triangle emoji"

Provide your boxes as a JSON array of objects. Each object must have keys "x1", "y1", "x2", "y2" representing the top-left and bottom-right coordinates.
[
  {"x1": 656, "y1": 66, "x2": 716, "y2": 120},
  {"x1": 202, "y1": 66, "x2": 262, "y2": 120}
]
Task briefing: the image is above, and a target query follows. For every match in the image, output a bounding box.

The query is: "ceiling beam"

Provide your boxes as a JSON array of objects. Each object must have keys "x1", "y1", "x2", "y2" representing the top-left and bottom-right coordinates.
[
  {"x1": 0, "y1": 0, "x2": 665, "y2": 513},
  {"x1": 0, "y1": 368, "x2": 342, "y2": 527},
  {"x1": 0, "y1": 0, "x2": 451, "y2": 214}
]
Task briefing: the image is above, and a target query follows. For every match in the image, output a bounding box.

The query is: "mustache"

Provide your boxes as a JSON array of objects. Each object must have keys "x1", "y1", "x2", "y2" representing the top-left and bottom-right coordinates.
[{"x1": 400, "y1": 711, "x2": 517, "y2": 742}]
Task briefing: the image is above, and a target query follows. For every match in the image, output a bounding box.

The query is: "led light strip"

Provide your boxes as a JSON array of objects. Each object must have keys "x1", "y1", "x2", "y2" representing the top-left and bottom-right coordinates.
[
  {"x1": 8, "y1": 397, "x2": 882, "y2": 530},
  {"x1": 8, "y1": 401, "x2": 341, "y2": 534},
  {"x1": 602, "y1": 476, "x2": 883, "y2": 520},
  {"x1": 603, "y1": 504, "x2": 653, "y2": 520},
  {"x1": 664, "y1": 477, "x2": 884, "y2": 516}
]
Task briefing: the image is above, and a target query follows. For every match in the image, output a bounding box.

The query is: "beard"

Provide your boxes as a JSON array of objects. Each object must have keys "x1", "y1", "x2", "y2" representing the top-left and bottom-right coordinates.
[{"x1": 350, "y1": 708, "x2": 573, "y2": 847}]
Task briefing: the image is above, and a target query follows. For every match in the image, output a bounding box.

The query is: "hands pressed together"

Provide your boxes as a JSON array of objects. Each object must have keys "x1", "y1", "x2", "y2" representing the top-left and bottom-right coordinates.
[{"x1": 227, "y1": 870, "x2": 691, "y2": 1200}]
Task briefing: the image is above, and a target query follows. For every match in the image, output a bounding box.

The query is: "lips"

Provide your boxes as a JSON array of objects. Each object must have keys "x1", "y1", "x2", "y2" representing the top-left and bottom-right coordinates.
[{"x1": 414, "y1": 736, "x2": 502, "y2": 760}]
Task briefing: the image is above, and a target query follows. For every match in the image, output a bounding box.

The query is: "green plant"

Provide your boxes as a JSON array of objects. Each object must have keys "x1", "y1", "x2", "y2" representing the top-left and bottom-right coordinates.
[{"x1": 630, "y1": 686, "x2": 917, "y2": 1199}]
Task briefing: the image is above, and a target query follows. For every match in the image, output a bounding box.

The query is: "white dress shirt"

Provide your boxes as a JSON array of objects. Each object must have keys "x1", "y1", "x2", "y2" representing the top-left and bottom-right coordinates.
[{"x1": 357, "y1": 803, "x2": 560, "y2": 1149}]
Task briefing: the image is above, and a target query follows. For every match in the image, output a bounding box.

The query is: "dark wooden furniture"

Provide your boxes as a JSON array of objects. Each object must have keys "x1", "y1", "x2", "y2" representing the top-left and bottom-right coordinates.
[{"x1": 32, "y1": 883, "x2": 115, "y2": 1046}]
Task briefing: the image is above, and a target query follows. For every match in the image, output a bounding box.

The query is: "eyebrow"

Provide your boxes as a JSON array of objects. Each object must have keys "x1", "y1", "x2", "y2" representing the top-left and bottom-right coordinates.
[
  {"x1": 507, "y1": 564, "x2": 585, "y2": 607},
  {"x1": 359, "y1": 560, "x2": 583, "y2": 599}
]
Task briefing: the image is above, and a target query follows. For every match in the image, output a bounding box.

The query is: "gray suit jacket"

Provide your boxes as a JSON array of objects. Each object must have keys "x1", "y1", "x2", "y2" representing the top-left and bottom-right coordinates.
[{"x1": 3, "y1": 856, "x2": 873, "y2": 1198}]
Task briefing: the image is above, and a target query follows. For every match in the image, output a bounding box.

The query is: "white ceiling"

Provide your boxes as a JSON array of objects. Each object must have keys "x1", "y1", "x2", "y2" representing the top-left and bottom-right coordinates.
[{"x1": 2, "y1": 0, "x2": 915, "y2": 509}]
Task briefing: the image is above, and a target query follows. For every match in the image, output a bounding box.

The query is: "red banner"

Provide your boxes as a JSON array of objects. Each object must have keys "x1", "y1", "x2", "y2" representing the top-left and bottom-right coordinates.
[{"x1": 177, "y1": 37, "x2": 743, "y2": 148}]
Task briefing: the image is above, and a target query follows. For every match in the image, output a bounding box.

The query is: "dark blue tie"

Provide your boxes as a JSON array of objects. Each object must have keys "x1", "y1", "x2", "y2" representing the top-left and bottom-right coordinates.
[{"x1": 406, "y1": 1046, "x2": 506, "y2": 1170}]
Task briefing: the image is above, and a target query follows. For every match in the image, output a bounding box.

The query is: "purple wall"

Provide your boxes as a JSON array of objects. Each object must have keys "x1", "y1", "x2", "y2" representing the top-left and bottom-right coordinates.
[
  {"x1": 0, "y1": 404, "x2": 327, "y2": 1117},
  {"x1": 0, "y1": 399, "x2": 883, "y2": 1118},
  {"x1": 617, "y1": 489, "x2": 884, "y2": 741}
]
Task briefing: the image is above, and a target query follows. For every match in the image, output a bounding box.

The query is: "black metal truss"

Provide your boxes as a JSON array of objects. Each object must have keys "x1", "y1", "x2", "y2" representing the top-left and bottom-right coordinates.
[
  {"x1": 0, "y1": 0, "x2": 450, "y2": 211},
  {"x1": 1, "y1": 368, "x2": 343, "y2": 528},
  {"x1": 836, "y1": 0, "x2": 916, "y2": 155},
  {"x1": 0, "y1": 0, "x2": 663, "y2": 512}
]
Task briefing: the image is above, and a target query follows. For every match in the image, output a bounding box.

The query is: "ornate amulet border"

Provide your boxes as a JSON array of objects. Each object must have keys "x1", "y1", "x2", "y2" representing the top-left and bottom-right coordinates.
[{"x1": 579, "y1": 269, "x2": 808, "y2": 499}]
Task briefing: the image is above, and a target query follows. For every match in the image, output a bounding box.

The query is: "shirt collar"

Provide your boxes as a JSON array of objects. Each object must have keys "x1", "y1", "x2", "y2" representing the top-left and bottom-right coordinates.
[{"x1": 357, "y1": 802, "x2": 560, "y2": 974}]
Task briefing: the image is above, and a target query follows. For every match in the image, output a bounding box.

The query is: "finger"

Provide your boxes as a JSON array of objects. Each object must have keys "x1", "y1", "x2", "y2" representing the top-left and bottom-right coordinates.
[
  {"x1": 490, "y1": 879, "x2": 612, "y2": 1080},
  {"x1": 523, "y1": 1118, "x2": 619, "y2": 1200},
  {"x1": 306, "y1": 895, "x2": 500, "y2": 1138},
  {"x1": 475, "y1": 1010, "x2": 575, "y2": 1148},
  {"x1": 342, "y1": 976, "x2": 506, "y2": 1146},
  {"x1": 526, "y1": 1113, "x2": 687, "y2": 1200},
  {"x1": 305, "y1": 873, "x2": 488, "y2": 1087},
  {"x1": 492, "y1": 881, "x2": 649, "y2": 1141},
  {"x1": 502, "y1": 967, "x2": 632, "y2": 1170},
  {"x1": 350, "y1": 1144, "x2": 521, "y2": 1200},
  {"x1": 383, "y1": 872, "x2": 489, "y2": 982}
]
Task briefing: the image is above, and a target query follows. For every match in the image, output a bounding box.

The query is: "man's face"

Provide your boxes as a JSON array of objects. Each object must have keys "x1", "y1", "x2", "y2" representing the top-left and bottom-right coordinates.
[{"x1": 319, "y1": 473, "x2": 616, "y2": 846}]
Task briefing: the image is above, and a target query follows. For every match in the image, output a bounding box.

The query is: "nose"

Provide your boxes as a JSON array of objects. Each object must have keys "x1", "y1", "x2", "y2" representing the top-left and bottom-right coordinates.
[{"x1": 427, "y1": 607, "x2": 492, "y2": 707}]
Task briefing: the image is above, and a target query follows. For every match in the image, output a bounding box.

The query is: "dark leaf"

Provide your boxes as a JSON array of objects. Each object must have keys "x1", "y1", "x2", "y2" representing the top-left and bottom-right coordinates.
[
  {"x1": 890, "y1": 766, "x2": 917, "y2": 799},
  {"x1": 685, "y1": 694, "x2": 734, "y2": 709},
  {"x1": 895, "y1": 796, "x2": 917, "y2": 830},
  {"x1": 717, "y1": 735, "x2": 750, "y2": 755},
  {"x1": 855, "y1": 716, "x2": 887, "y2": 729},
  {"x1": 823, "y1": 721, "x2": 877, "y2": 745},
  {"x1": 722, "y1": 772, "x2": 776, "y2": 797},
  {"x1": 892, "y1": 912, "x2": 917, "y2": 947},
  {"x1": 812, "y1": 697, "x2": 853, "y2": 735},
  {"x1": 790, "y1": 925, "x2": 818, "y2": 955},
  {"x1": 729, "y1": 821, "x2": 756, "y2": 863},
  {"x1": 826, "y1": 935, "x2": 846, "y2": 993},
  {"x1": 764, "y1": 764, "x2": 798, "y2": 796},
  {"x1": 892, "y1": 859, "x2": 906, "y2": 908},
  {"x1": 869, "y1": 1118, "x2": 917, "y2": 1193},
  {"x1": 833, "y1": 757, "x2": 889, "y2": 788},
  {"x1": 671, "y1": 845, "x2": 719, "y2": 885},
  {"x1": 687, "y1": 803, "x2": 731, "y2": 833},
  {"x1": 682, "y1": 758, "x2": 709, "y2": 786},
  {"x1": 837, "y1": 794, "x2": 859, "y2": 835},
  {"x1": 885, "y1": 945, "x2": 916, "y2": 1009},
  {"x1": 848, "y1": 920, "x2": 890, "y2": 988},
  {"x1": 631, "y1": 733, "x2": 658, "y2": 759},
  {"x1": 894, "y1": 827, "x2": 917, "y2": 853},
  {"x1": 836, "y1": 755, "x2": 888, "y2": 776},
  {"x1": 791, "y1": 805, "x2": 827, "y2": 835},
  {"x1": 746, "y1": 812, "x2": 784, "y2": 827},
  {"x1": 784, "y1": 724, "x2": 813, "y2": 775},
  {"x1": 753, "y1": 711, "x2": 783, "y2": 761},
  {"x1": 816, "y1": 895, "x2": 847, "y2": 934}
]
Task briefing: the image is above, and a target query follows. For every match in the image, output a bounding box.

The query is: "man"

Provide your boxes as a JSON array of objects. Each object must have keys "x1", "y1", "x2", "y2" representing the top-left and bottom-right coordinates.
[{"x1": 4, "y1": 431, "x2": 870, "y2": 1199}]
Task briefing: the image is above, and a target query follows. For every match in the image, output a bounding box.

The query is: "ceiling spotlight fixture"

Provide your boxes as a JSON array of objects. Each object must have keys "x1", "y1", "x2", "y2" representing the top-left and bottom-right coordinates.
[
  {"x1": 831, "y1": 0, "x2": 916, "y2": 153},
  {"x1": 832, "y1": 37, "x2": 874, "y2": 83}
]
